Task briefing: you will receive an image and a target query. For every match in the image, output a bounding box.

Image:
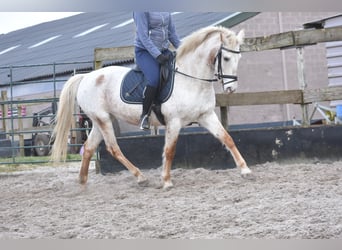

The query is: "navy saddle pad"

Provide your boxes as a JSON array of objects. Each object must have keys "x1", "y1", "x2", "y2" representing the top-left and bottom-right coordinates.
[{"x1": 120, "y1": 56, "x2": 175, "y2": 105}]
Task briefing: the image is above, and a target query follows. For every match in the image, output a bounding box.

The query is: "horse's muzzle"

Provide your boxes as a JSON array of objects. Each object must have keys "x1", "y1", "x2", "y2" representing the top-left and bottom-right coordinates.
[{"x1": 223, "y1": 81, "x2": 238, "y2": 93}]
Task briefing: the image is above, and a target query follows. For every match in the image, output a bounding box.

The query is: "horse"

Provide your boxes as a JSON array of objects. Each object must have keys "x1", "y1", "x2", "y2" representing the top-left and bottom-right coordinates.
[{"x1": 51, "y1": 26, "x2": 252, "y2": 189}]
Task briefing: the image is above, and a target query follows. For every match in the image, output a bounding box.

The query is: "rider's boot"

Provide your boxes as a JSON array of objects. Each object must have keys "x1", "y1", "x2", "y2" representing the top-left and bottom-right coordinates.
[{"x1": 140, "y1": 85, "x2": 157, "y2": 130}]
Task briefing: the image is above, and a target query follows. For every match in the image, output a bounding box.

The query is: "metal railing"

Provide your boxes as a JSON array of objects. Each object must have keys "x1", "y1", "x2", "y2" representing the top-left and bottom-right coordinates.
[{"x1": 0, "y1": 61, "x2": 94, "y2": 165}]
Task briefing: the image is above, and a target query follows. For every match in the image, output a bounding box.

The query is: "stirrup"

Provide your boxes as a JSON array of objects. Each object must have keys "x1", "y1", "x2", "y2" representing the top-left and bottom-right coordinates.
[{"x1": 140, "y1": 115, "x2": 150, "y2": 130}]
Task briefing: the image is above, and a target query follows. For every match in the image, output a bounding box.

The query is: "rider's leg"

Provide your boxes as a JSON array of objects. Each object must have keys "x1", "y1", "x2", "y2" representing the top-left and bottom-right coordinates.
[{"x1": 135, "y1": 47, "x2": 160, "y2": 130}]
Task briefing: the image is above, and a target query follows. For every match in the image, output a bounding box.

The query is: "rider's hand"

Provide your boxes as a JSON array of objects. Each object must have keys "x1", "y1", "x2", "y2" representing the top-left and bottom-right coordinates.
[{"x1": 156, "y1": 54, "x2": 169, "y2": 65}]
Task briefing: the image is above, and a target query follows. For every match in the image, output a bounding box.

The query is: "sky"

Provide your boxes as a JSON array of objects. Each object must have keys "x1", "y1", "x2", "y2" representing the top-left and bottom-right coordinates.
[{"x1": 0, "y1": 12, "x2": 81, "y2": 34}]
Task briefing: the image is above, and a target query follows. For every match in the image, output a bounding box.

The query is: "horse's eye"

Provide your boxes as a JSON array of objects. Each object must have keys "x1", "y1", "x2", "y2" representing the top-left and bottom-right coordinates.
[{"x1": 224, "y1": 57, "x2": 230, "y2": 62}]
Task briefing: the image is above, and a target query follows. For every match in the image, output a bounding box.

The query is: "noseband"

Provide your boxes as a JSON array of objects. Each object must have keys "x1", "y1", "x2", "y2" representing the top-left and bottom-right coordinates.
[
  {"x1": 174, "y1": 44, "x2": 240, "y2": 89},
  {"x1": 215, "y1": 45, "x2": 240, "y2": 87}
]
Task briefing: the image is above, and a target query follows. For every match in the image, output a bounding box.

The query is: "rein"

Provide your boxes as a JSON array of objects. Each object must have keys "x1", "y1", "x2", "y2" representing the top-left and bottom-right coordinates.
[
  {"x1": 174, "y1": 69, "x2": 218, "y2": 82},
  {"x1": 174, "y1": 44, "x2": 240, "y2": 88}
]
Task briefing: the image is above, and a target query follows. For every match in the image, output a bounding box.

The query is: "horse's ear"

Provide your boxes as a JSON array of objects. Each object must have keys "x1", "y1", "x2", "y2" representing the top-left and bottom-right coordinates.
[{"x1": 236, "y1": 29, "x2": 245, "y2": 44}]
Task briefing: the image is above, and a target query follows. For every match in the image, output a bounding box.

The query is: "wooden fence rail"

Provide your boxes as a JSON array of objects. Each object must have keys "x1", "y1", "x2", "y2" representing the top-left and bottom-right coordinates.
[
  {"x1": 216, "y1": 86, "x2": 342, "y2": 107},
  {"x1": 241, "y1": 26, "x2": 342, "y2": 52},
  {"x1": 216, "y1": 86, "x2": 342, "y2": 129}
]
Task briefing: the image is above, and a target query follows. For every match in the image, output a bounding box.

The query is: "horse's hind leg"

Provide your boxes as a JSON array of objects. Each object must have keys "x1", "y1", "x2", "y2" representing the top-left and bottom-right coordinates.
[
  {"x1": 96, "y1": 116, "x2": 148, "y2": 185},
  {"x1": 79, "y1": 125, "x2": 103, "y2": 184},
  {"x1": 199, "y1": 112, "x2": 252, "y2": 177},
  {"x1": 161, "y1": 122, "x2": 181, "y2": 189}
]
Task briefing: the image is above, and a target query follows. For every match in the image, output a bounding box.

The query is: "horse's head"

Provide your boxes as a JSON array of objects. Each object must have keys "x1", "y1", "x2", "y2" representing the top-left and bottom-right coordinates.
[
  {"x1": 176, "y1": 27, "x2": 244, "y2": 93},
  {"x1": 215, "y1": 29, "x2": 244, "y2": 93}
]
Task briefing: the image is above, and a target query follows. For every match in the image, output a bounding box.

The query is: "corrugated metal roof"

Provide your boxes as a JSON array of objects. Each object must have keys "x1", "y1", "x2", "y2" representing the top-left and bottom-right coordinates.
[
  {"x1": 303, "y1": 14, "x2": 342, "y2": 29},
  {"x1": 0, "y1": 12, "x2": 257, "y2": 85}
]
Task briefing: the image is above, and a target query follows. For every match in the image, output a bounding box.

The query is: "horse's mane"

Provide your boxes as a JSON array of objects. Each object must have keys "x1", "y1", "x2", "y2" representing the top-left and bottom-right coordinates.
[{"x1": 176, "y1": 26, "x2": 237, "y2": 60}]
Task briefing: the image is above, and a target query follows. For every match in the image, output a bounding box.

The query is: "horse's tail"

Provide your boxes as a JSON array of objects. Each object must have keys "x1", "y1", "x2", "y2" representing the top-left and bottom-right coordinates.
[{"x1": 50, "y1": 74, "x2": 84, "y2": 162}]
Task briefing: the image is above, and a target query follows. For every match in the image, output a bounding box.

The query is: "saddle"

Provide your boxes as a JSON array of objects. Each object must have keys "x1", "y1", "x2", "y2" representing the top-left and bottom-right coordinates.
[{"x1": 120, "y1": 52, "x2": 176, "y2": 125}]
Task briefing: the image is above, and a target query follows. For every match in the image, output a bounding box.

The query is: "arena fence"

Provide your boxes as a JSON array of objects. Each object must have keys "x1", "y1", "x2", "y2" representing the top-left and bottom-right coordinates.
[{"x1": 0, "y1": 61, "x2": 93, "y2": 165}]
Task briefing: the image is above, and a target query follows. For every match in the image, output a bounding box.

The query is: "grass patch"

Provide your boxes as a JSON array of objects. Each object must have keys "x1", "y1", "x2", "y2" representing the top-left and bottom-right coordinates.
[{"x1": 0, "y1": 154, "x2": 84, "y2": 173}]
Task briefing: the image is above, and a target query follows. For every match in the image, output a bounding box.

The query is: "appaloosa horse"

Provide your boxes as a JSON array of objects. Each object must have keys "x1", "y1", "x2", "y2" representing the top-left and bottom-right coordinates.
[{"x1": 51, "y1": 26, "x2": 252, "y2": 189}]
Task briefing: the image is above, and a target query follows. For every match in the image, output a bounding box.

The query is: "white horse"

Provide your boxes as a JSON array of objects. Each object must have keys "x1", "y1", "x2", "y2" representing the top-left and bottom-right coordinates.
[{"x1": 51, "y1": 26, "x2": 252, "y2": 189}]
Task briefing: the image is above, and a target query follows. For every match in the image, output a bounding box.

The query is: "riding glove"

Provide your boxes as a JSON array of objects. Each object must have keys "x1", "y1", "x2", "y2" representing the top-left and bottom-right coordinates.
[{"x1": 156, "y1": 54, "x2": 169, "y2": 65}]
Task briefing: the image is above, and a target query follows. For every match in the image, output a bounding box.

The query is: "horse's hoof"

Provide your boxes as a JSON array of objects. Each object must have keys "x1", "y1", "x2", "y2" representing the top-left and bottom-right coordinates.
[
  {"x1": 241, "y1": 167, "x2": 251, "y2": 175},
  {"x1": 137, "y1": 175, "x2": 149, "y2": 187},
  {"x1": 163, "y1": 181, "x2": 174, "y2": 190},
  {"x1": 241, "y1": 169, "x2": 255, "y2": 181}
]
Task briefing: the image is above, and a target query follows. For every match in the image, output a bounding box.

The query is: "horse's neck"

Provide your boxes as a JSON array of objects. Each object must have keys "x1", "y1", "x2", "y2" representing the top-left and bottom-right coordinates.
[
  {"x1": 176, "y1": 51, "x2": 214, "y2": 81},
  {"x1": 175, "y1": 54, "x2": 216, "y2": 99}
]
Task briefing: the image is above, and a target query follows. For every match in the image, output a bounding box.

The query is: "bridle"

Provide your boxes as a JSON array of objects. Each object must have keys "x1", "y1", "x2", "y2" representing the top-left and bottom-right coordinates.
[
  {"x1": 174, "y1": 44, "x2": 241, "y2": 89},
  {"x1": 215, "y1": 45, "x2": 240, "y2": 86}
]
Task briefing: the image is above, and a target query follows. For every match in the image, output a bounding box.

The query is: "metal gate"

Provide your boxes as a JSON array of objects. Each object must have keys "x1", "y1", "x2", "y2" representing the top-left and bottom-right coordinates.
[{"x1": 0, "y1": 61, "x2": 93, "y2": 165}]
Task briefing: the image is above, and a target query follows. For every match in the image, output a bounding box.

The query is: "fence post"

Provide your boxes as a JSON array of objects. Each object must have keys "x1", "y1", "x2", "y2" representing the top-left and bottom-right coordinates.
[
  {"x1": 1, "y1": 91, "x2": 8, "y2": 133},
  {"x1": 95, "y1": 61, "x2": 102, "y2": 70},
  {"x1": 18, "y1": 105, "x2": 25, "y2": 157},
  {"x1": 297, "y1": 46, "x2": 309, "y2": 126},
  {"x1": 220, "y1": 106, "x2": 229, "y2": 130}
]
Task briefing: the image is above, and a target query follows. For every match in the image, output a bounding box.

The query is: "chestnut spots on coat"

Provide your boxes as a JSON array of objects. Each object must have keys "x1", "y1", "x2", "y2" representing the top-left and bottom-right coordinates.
[{"x1": 96, "y1": 74, "x2": 105, "y2": 86}]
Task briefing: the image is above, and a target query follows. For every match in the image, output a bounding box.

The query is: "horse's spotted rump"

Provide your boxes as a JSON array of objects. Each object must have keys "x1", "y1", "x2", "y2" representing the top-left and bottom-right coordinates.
[{"x1": 96, "y1": 74, "x2": 105, "y2": 86}]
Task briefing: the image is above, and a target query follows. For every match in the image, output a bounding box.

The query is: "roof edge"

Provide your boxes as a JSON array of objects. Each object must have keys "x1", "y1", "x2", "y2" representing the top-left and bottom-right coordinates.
[{"x1": 215, "y1": 12, "x2": 260, "y2": 28}]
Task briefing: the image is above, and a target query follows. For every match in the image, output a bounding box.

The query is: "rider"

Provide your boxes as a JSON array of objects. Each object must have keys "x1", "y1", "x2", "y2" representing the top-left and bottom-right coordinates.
[{"x1": 133, "y1": 12, "x2": 181, "y2": 130}]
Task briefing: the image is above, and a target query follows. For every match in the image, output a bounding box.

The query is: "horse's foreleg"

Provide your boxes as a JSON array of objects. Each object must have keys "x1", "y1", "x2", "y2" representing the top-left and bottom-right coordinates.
[
  {"x1": 79, "y1": 126, "x2": 103, "y2": 184},
  {"x1": 162, "y1": 123, "x2": 181, "y2": 189},
  {"x1": 107, "y1": 145, "x2": 148, "y2": 185},
  {"x1": 97, "y1": 117, "x2": 148, "y2": 185},
  {"x1": 221, "y1": 130, "x2": 252, "y2": 176},
  {"x1": 200, "y1": 113, "x2": 252, "y2": 177}
]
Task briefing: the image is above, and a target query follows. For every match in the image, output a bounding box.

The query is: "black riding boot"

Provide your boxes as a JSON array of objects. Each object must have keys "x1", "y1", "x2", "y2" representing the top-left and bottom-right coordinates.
[{"x1": 140, "y1": 85, "x2": 157, "y2": 130}]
